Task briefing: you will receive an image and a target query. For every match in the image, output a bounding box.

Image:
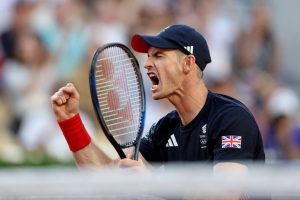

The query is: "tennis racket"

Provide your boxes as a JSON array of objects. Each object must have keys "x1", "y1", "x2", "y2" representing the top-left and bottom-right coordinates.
[{"x1": 89, "y1": 43, "x2": 146, "y2": 160}]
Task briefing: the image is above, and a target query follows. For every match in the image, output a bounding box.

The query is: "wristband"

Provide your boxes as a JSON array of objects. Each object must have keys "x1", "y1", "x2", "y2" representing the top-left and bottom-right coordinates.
[{"x1": 58, "y1": 114, "x2": 91, "y2": 152}]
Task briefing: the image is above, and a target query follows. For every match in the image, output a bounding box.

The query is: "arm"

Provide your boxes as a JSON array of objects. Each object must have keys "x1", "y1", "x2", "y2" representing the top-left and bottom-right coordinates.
[
  {"x1": 210, "y1": 107, "x2": 262, "y2": 199},
  {"x1": 213, "y1": 162, "x2": 248, "y2": 175},
  {"x1": 213, "y1": 162, "x2": 248, "y2": 200},
  {"x1": 51, "y1": 83, "x2": 114, "y2": 169},
  {"x1": 73, "y1": 142, "x2": 113, "y2": 169}
]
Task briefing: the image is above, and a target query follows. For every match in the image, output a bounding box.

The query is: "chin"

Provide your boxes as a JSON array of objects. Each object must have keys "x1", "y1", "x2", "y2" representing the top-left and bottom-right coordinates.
[
  {"x1": 152, "y1": 93, "x2": 165, "y2": 100},
  {"x1": 152, "y1": 95, "x2": 161, "y2": 100}
]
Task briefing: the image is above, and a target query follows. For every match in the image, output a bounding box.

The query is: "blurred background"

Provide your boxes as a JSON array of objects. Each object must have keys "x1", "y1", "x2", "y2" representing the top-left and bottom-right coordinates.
[{"x1": 0, "y1": 0, "x2": 300, "y2": 166}]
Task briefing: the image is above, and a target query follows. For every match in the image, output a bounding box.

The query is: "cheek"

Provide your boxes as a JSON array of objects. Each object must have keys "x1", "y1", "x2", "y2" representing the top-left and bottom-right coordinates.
[
  {"x1": 168, "y1": 61, "x2": 183, "y2": 76},
  {"x1": 162, "y1": 63, "x2": 183, "y2": 85}
]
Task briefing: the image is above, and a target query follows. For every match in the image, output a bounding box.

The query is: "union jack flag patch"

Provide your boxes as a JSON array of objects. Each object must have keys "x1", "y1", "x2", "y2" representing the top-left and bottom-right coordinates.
[{"x1": 222, "y1": 135, "x2": 242, "y2": 149}]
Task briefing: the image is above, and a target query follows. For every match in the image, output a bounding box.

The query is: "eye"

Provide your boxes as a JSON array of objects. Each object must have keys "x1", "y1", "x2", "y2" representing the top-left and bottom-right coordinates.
[{"x1": 154, "y1": 52, "x2": 163, "y2": 58}]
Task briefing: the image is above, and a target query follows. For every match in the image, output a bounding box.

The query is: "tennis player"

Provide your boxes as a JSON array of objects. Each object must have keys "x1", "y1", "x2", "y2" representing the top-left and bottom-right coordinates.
[{"x1": 51, "y1": 24, "x2": 265, "y2": 174}]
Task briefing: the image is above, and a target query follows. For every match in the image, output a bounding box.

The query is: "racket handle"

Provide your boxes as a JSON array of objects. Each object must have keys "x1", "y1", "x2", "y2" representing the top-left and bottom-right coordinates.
[{"x1": 131, "y1": 139, "x2": 141, "y2": 160}]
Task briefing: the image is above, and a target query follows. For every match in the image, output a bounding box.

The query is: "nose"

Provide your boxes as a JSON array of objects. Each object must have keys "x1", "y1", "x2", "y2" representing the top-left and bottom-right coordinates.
[{"x1": 144, "y1": 57, "x2": 153, "y2": 70}]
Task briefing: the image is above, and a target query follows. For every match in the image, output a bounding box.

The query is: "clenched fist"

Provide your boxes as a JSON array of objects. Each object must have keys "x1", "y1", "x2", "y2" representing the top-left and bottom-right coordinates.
[{"x1": 51, "y1": 83, "x2": 80, "y2": 121}]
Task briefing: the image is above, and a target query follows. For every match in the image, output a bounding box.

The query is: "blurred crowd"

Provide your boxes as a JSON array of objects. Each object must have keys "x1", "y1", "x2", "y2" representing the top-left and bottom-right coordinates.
[{"x1": 0, "y1": 0, "x2": 299, "y2": 164}]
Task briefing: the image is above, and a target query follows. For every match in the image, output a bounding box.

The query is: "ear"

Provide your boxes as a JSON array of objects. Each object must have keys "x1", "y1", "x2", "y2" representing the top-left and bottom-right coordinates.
[{"x1": 183, "y1": 55, "x2": 196, "y2": 74}]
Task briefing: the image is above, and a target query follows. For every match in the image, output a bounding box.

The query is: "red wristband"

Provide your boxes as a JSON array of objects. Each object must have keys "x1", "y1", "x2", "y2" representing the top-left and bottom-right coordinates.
[{"x1": 58, "y1": 114, "x2": 91, "y2": 152}]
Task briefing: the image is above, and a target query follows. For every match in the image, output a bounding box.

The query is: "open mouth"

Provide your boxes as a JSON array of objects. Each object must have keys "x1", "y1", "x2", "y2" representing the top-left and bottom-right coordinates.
[{"x1": 148, "y1": 73, "x2": 159, "y2": 91}]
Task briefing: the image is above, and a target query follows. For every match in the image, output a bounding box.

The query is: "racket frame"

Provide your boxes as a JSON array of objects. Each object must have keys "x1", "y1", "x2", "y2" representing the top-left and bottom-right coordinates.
[{"x1": 89, "y1": 43, "x2": 146, "y2": 159}]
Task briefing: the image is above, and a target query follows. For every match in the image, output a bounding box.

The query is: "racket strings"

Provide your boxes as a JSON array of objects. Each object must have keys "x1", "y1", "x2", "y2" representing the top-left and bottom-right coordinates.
[
  {"x1": 96, "y1": 53, "x2": 130, "y2": 61},
  {"x1": 95, "y1": 46, "x2": 143, "y2": 145}
]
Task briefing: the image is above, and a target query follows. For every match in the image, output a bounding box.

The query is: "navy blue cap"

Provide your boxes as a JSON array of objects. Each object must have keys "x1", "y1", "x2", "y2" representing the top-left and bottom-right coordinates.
[{"x1": 131, "y1": 24, "x2": 211, "y2": 71}]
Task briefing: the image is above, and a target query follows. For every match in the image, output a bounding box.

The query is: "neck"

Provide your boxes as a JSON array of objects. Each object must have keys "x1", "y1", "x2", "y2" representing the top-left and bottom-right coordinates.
[{"x1": 168, "y1": 78, "x2": 208, "y2": 126}]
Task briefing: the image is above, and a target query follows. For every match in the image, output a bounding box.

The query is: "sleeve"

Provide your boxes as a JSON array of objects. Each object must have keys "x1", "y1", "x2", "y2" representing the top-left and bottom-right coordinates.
[{"x1": 211, "y1": 107, "x2": 263, "y2": 162}]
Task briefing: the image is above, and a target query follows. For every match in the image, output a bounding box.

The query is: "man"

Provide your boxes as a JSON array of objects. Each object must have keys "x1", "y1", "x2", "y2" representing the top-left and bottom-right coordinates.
[{"x1": 51, "y1": 24, "x2": 265, "y2": 173}]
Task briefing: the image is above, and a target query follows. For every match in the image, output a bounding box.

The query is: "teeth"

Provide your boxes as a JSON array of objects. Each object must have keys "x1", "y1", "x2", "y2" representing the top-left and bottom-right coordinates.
[
  {"x1": 151, "y1": 85, "x2": 158, "y2": 91},
  {"x1": 149, "y1": 74, "x2": 156, "y2": 78}
]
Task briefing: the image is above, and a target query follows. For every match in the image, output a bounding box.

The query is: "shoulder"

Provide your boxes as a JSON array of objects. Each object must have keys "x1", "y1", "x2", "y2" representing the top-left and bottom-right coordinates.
[
  {"x1": 140, "y1": 110, "x2": 181, "y2": 161},
  {"x1": 144, "y1": 110, "x2": 180, "y2": 144},
  {"x1": 150, "y1": 110, "x2": 181, "y2": 135},
  {"x1": 157, "y1": 110, "x2": 181, "y2": 125},
  {"x1": 209, "y1": 92, "x2": 256, "y2": 124},
  {"x1": 208, "y1": 93, "x2": 265, "y2": 161},
  {"x1": 208, "y1": 92, "x2": 261, "y2": 142},
  {"x1": 210, "y1": 92, "x2": 250, "y2": 110}
]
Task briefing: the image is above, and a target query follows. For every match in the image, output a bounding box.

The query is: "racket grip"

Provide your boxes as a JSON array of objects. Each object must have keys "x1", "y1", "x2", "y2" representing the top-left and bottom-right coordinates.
[{"x1": 131, "y1": 139, "x2": 141, "y2": 160}]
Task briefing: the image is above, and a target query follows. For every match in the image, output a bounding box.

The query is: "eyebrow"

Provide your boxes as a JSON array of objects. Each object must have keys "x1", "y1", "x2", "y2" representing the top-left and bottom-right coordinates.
[{"x1": 148, "y1": 49, "x2": 163, "y2": 57}]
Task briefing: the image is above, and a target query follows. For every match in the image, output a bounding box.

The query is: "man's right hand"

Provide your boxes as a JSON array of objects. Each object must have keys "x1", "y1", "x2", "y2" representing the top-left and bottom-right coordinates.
[{"x1": 51, "y1": 83, "x2": 80, "y2": 121}]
